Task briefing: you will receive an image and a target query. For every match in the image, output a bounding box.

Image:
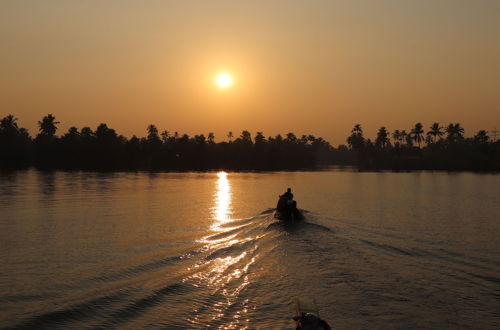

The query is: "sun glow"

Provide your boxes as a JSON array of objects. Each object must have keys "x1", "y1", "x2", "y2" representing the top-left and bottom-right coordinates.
[{"x1": 215, "y1": 72, "x2": 233, "y2": 88}]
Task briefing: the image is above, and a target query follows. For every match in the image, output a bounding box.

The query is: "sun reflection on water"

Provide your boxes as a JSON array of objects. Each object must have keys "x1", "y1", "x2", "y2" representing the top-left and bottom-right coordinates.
[
  {"x1": 186, "y1": 171, "x2": 256, "y2": 328},
  {"x1": 213, "y1": 171, "x2": 232, "y2": 228}
]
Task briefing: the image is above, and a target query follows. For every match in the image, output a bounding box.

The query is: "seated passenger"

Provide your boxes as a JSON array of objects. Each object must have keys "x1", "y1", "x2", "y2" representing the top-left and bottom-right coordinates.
[
  {"x1": 277, "y1": 188, "x2": 296, "y2": 212},
  {"x1": 282, "y1": 188, "x2": 293, "y2": 200},
  {"x1": 277, "y1": 195, "x2": 288, "y2": 212}
]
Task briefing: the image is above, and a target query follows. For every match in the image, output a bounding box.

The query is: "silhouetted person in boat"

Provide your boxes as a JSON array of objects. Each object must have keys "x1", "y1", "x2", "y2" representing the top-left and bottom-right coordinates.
[
  {"x1": 283, "y1": 187, "x2": 293, "y2": 200},
  {"x1": 277, "y1": 188, "x2": 296, "y2": 212}
]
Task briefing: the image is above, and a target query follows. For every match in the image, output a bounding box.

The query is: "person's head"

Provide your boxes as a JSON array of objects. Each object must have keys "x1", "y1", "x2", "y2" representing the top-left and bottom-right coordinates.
[{"x1": 287, "y1": 188, "x2": 291, "y2": 192}]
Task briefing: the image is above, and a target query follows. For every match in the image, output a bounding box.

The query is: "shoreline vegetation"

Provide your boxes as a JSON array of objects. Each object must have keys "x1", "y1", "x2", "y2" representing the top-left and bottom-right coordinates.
[{"x1": 1, "y1": 114, "x2": 499, "y2": 172}]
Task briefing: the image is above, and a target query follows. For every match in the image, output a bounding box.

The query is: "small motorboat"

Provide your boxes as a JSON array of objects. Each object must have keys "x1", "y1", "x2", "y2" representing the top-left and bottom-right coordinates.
[
  {"x1": 275, "y1": 195, "x2": 303, "y2": 222},
  {"x1": 293, "y1": 298, "x2": 331, "y2": 330}
]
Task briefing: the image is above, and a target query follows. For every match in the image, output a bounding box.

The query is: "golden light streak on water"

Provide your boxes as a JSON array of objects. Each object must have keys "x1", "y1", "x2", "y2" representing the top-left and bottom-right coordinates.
[
  {"x1": 212, "y1": 171, "x2": 232, "y2": 229},
  {"x1": 184, "y1": 171, "x2": 257, "y2": 329}
]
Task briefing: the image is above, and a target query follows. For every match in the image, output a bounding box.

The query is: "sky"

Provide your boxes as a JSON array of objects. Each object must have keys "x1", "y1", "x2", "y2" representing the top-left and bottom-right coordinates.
[{"x1": 1, "y1": 0, "x2": 499, "y2": 145}]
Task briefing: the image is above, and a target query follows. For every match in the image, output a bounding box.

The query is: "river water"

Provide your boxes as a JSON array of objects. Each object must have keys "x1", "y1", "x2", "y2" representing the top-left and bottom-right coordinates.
[{"x1": 0, "y1": 170, "x2": 499, "y2": 329}]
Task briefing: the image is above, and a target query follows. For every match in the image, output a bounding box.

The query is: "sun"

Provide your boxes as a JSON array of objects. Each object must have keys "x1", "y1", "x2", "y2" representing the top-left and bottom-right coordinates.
[{"x1": 215, "y1": 72, "x2": 233, "y2": 89}]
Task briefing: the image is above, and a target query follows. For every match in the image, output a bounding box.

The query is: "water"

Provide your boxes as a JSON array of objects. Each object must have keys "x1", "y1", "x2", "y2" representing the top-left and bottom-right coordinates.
[{"x1": 0, "y1": 170, "x2": 499, "y2": 329}]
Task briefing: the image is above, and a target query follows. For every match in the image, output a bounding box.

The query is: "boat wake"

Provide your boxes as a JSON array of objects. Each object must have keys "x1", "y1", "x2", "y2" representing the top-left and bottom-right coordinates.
[
  {"x1": 4, "y1": 208, "x2": 338, "y2": 329},
  {"x1": 5, "y1": 207, "x2": 499, "y2": 329}
]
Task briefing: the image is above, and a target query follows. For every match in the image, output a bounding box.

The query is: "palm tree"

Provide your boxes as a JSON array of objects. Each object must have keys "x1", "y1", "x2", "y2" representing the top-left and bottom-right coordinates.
[
  {"x1": 445, "y1": 123, "x2": 464, "y2": 143},
  {"x1": 425, "y1": 134, "x2": 433, "y2": 145},
  {"x1": 404, "y1": 131, "x2": 413, "y2": 147},
  {"x1": 455, "y1": 123, "x2": 464, "y2": 139},
  {"x1": 411, "y1": 122, "x2": 424, "y2": 148},
  {"x1": 375, "y1": 126, "x2": 389, "y2": 149},
  {"x1": 207, "y1": 132, "x2": 215, "y2": 144},
  {"x1": 352, "y1": 124, "x2": 362, "y2": 135},
  {"x1": 392, "y1": 130, "x2": 401, "y2": 145},
  {"x1": 427, "y1": 122, "x2": 444, "y2": 143},
  {"x1": 38, "y1": 114, "x2": 60, "y2": 138},
  {"x1": 347, "y1": 124, "x2": 365, "y2": 150},
  {"x1": 161, "y1": 130, "x2": 169, "y2": 143},
  {"x1": 473, "y1": 130, "x2": 489, "y2": 144},
  {"x1": 0, "y1": 114, "x2": 19, "y2": 133},
  {"x1": 399, "y1": 130, "x2": 408, "y2": 146},
  {"x1": 147, "y1": 124, "x2": 160, "y2": 143}
]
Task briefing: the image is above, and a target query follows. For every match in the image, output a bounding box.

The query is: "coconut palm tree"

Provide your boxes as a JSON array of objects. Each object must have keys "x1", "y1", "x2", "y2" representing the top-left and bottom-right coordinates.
[
  {"x1": 473, "y1": 130, "x2": 489, "y2": 144},
  {"x1": 425, "y1": 134, "x2": 433, "y2": 145},
  {"x1": 207, "y1": 132, "x2": 215, "y2": 144},
  {"x1": 411, "y1": 122, "x2": 424, "y2": 148},
  {"x1": 445, "y1": 123, "x2": 464, "y2": 143},
  {"x1": 161, "y1": 130, "x2": 169, "y2": 143},
  {"x1": 398, "y1": 130, "x2": 408, "y2": 147},
  {"x1": 352, "y1": 124, "x2": 362, "y2": 135},
  {"x1": 147, "y1": 124, "x2": 160, "y2": 143},
  {"x1": 392, "y1": 130, "x2": 402, "y2": 147},
  {"x1": 0, "y1": 114, "x2": 19, "y2": 133},
  {"x1": 375, "y1": 126, "x2": 389, "y2": 149},
  {"x1": 37, "y1": 114, "x2": 60, "y2": 138},
  {"x1": 405, "y1": 131, "x2": 413, "y2": 147},
  {"x1": 347, "y1": 124, "x2": 365, "y2": 150},
  {"x1": 427, "y1": 122, "x2": 444, "y2": 143}
]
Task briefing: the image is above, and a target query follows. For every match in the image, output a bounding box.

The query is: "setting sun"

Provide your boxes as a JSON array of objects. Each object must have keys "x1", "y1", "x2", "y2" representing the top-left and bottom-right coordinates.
[{"x1": 214, "y1": 72, "x2": 233, "y2": 88}]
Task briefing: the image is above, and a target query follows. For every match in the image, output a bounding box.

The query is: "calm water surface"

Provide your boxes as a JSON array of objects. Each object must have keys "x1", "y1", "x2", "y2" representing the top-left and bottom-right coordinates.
[{"x1": 0, "y1": 170, "x2": 499, "y2": 329}]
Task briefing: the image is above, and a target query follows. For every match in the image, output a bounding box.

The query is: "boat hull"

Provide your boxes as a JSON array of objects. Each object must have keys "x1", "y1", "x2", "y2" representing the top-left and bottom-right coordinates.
[{"x1": 274, "y1": 208, "x2": 304, "y2": 221}]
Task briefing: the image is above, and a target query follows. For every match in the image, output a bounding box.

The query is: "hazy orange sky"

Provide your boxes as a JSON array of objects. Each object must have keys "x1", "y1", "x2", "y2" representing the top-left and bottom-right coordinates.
[{"x1": 1, "y1": 1, "x2": 499, "y2": 145}]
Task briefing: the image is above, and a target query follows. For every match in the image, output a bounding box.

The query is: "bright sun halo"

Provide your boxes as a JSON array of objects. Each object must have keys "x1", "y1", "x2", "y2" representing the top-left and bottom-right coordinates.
[{"x1": 215, "y1": 72, "x2": 233, "y2": 88}]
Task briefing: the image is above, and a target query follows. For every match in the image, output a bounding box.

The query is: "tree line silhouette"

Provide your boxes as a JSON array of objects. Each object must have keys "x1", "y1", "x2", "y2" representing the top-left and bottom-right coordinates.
[
  {"x1": 346, "y1": 123, "x2": 499, "y2": 171},
  {"x1": 0, "y1": 114, "x2": 498, "y2": 171},
  {"x1": 0, "y1": 114, "x2": 333, "y2": 170}
]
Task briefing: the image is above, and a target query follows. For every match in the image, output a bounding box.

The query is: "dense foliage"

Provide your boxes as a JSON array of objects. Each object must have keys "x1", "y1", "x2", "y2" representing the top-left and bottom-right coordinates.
[
  {"x1": 345, "y1": 123, "x2": 500, "y2": 171},
  {"x1": 1, "y1": 115, "x2": 499, "y2": 171},
  {"x1": 0, "y1": 114, "x2": 333, "y2": 170}
]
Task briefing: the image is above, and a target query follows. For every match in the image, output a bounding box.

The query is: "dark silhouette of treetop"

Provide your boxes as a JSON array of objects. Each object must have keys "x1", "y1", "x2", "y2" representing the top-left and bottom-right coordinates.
[
  {"x1": 37, "y1": 114, "x2": 59, "y2": 138},
  {"x1": 446, "y1": 123, "x2": 465, "y2": 143},
  {"x1": 427, "y1": 123, "x2": 444, "y2": 143},
  {"x1": 411, "y1": 122, "x2": 424, "y2": 147},
  {"x1": 375, "y1": 127, "x2": 389, "y2": 149},
  {"x1": 347, "y1": 124, "x2": 365, "y2": 151}
]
